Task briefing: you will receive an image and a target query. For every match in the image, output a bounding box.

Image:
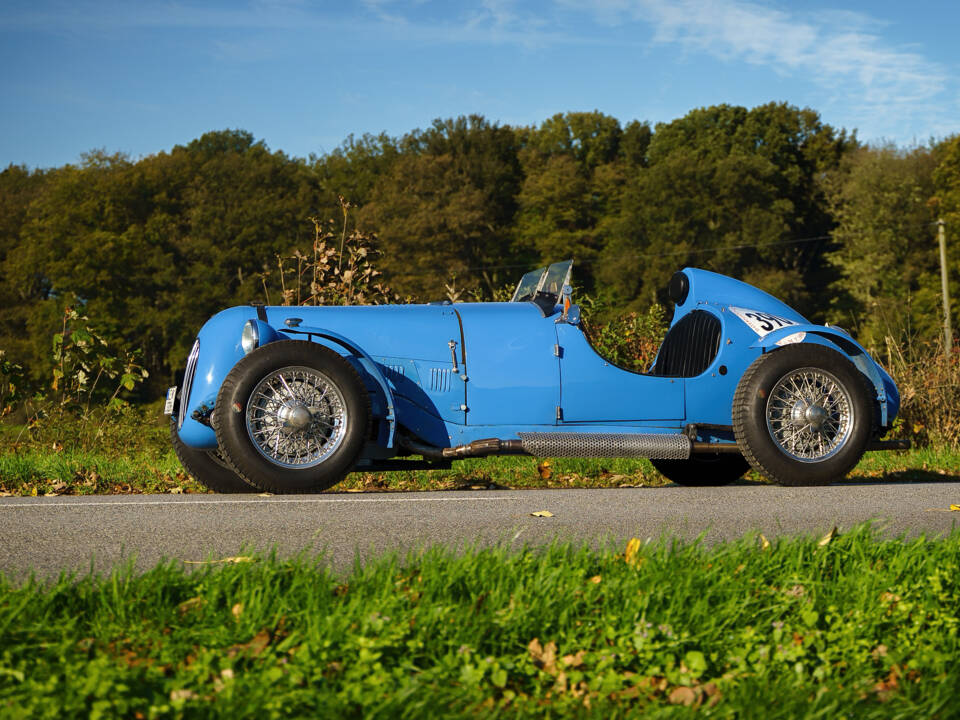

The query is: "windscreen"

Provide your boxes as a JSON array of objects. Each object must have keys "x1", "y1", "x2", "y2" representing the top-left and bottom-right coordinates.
[
  {"x1": 511, "y1": 267, "x2": 546, "y2": 302},
  {"x1": 537, "y1": 260, "x2": 572, "y2": 297}
]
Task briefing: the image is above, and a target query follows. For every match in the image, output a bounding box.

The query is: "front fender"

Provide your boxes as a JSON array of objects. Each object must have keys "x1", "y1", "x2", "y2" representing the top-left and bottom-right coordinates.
[
  {"x1": 177, "y1": 311, "x2": 398, "y2": 451},
  {"x1": 178, "y1": 306, "x2": 258, "y2": 449},
  {"x1": 752, "y1": 325, "x2": 899, "y2": 427},
  {"x1": 279, "y1": 325, "x2": 397, "y2": 449}
]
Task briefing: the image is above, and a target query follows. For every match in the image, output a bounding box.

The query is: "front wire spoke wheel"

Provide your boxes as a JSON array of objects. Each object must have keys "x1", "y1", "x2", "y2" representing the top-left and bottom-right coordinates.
[
  {"x1": 245, "y1": 366, "x2": 348, "y2": 469},
  {"x1": 766, "y1": 368, "x2": 853, "y2": 462}
]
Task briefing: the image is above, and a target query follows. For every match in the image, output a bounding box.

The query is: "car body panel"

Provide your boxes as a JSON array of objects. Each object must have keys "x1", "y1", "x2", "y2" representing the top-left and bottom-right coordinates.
[
  {"x1": 556, "y1": 322, "x2": 685, "y2": 422},
  {"x1": 174, "y1": 267, "x2": 901, "y2": 460},
  {"x1": 455, "y1": 302, "x2": 561, "y2": 426}
]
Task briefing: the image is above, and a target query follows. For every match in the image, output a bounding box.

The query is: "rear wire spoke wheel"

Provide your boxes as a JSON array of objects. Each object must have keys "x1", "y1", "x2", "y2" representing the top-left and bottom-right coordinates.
[
  {"x1": 766, "y1": 369, "x2": 852, "y2": 462},
  {"x1": 651, "y1": 454, "x2": 751, "y2": 486},
  {"x1": 169, "y1": 416, "x2": 256, "y2": 493},
  {"x1": 733, "y1": 345, "x2": 873, "y2": 486},
  {"x1": 213, "y1": 341, "x2": 370, "y2": 493}
]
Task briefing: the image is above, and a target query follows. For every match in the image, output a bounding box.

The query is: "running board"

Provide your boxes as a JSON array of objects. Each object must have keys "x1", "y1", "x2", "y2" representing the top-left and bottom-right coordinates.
[{"x1": 518, "y1": 432, "x2": 691, "y2": 460}]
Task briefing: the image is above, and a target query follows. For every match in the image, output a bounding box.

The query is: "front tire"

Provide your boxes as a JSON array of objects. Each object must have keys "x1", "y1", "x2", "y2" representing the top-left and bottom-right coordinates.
[
  {"x1": 212, "y1": 341, "x2": 370, "y2": 493},
  {"x1": 732, "y1": 345, "x2": 873, "y2": 486},
  {"x1": 170, "y1": 417, "x2": 255, "y2": 493},
  {"x1": 651, "y1": 455, "x2": 750, "y2": 486}
]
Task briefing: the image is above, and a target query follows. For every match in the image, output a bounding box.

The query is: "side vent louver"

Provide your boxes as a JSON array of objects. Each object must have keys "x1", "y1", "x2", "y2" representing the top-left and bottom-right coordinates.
[
  {"x1": 429, "y1": 367, "x2": 452, "y2": 392},
  {"x1": 652, "y1": 310, "x2": 721, "y2": 378}
]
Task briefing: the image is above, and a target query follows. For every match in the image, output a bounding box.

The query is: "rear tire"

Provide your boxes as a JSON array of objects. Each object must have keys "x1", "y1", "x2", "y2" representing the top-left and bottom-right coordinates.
[
  {"x1": 212, "y1": 341, "x2": 370, "y2": 493},
  {"x1": 732, "y1": 345, "x2": 873, "y2": 486},
  {"x1": 651, "y1": 455, "x2": 750, "y2": 486},
  {"x1": 169, "y1": 417, "x2": 255, "y2": 493}
]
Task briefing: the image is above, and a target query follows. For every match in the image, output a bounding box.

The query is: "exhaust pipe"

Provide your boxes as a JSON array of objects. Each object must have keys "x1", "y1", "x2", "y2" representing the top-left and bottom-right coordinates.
[
  {"x1": 518, "y1": 432, "x2": 691, "y2": 459},
  {"x1": 401, "y1": 433, "x2": 740, "y2": 461}
]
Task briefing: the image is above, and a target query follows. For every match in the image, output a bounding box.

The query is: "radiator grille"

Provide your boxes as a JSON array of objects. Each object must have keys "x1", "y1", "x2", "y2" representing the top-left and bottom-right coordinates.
[
  {"x1": 652, "y1": 310, "x2": 721, "y2": 378},
  {"x1": 177, "y1": 339, "x2": 200, "y2": 429}
]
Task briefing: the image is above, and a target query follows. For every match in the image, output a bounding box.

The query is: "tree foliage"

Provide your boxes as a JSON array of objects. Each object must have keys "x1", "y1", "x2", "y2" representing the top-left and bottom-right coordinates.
[{"x1": 1, "y1": 108, "x2": 957, "y2": 402}]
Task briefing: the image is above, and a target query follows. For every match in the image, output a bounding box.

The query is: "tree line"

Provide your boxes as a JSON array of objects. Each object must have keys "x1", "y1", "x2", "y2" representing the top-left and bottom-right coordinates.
[{"x1": 1, "y1": 102, "x2": 958, "y2": 397}]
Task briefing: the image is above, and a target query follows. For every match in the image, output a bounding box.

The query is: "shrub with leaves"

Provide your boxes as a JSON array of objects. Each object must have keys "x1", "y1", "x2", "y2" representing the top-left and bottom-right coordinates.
[
  {"x1": 0, "y1": 350, "x2": 27, "y2": 419},
  {"x1": 261, "y1": 197, "x2": 400, "y2": 307},
  {"x1": 51, "y1": 307, "x2": 149, "y2": 413},
  {"x1": 884, "y1": 337, "x2": 960, "y2": 448},
  {"x1": 580, "y1": 297, "x2": 668, "y2": 373}
]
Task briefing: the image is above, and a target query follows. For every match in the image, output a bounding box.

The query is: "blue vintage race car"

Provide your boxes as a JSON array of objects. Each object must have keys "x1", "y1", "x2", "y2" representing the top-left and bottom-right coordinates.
[{"x1": 166, "y1": 261, "x2": 905, "y2": 492}]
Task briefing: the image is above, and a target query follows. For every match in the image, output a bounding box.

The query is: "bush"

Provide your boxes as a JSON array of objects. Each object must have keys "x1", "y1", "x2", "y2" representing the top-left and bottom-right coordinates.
[{"x1": 884, "y1": 337, "x2": 960, "y2": 447}]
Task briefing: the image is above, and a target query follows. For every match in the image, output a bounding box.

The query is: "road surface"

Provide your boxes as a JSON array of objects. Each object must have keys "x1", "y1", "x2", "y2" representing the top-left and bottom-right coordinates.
[{"x1": 1, "y1": 482, "x2": 958, "y2": 580}]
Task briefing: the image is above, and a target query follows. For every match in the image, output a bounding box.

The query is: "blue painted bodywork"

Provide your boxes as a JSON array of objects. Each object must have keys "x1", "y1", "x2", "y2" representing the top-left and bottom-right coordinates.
[{"x1": 174, "y1": 267, "x2": 901, "y2": 455}]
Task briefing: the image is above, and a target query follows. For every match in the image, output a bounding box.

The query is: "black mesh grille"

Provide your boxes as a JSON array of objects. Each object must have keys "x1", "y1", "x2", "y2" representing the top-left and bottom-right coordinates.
[{"x1": 652, "y1": 310, "x2": 721, "y2": 378}]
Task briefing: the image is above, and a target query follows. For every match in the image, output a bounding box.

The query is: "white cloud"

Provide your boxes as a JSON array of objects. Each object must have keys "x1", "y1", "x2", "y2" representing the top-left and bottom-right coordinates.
[{"x1": 571, "y1": 0, "x2": 953, "y2": 140}]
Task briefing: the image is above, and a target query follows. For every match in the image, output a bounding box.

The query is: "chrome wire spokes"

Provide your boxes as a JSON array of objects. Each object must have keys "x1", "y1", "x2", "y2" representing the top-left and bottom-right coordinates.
[
  {"x1": 245, "y1": 366, "x2": 347, "y2": 468},
  {"x1": 765, "y1": 368, "x2": 853, "y2": 462}
]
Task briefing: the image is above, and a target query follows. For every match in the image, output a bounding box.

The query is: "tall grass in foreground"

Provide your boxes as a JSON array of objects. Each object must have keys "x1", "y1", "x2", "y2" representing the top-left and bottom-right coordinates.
[{"x1": 1, "y1": 526, "x2": 958, "y2": 718}]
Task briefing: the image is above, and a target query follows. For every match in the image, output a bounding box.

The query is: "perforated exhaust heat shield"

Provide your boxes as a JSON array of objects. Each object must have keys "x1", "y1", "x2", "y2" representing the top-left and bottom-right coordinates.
[{"x1": 518, "y1": 432, "x2": 691, "y2": 459}]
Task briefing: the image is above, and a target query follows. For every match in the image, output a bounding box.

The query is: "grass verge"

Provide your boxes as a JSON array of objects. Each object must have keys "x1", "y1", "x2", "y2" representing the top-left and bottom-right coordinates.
[
  {"x1": 1, "y1": 446, "x2": 960, "y2": 497},
  {"x1": 1, "y1": 525, "x2": 958, "y2": 717}
]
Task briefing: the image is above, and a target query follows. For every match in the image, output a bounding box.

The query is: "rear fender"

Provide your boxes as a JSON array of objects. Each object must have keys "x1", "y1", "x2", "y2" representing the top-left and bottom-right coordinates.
[{"x1": 752, "y1": 325, "x2": 896, "y2": 427}]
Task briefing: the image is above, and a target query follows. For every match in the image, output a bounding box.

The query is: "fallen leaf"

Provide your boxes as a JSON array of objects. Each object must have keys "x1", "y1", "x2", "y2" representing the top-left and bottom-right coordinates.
[
  {"x1": 177, "y1": 597, "x2": 204, "y2": 616},
  {"x1": 950, "y1": 504, "x2": 960, "y2": 511},
  {"x1": 589, "y1": 575, "x2": 602, "y2": 584},
  {"x1": 184, "y1": 556, "x2": 256, "y2": 565},
  {"x1": 562, "y1": 651, "x2": 585, "y2": 668},
  {"x1": 758, "y1": 534, "x2": 771, "y2": 550},
  {"x1": 30, "y1": 486, "x2": 37, "y2": 497},
  {"x1": 231, "y1": 603, "x2": 244, "y2": 620},
  {"x1": 528, "y1": 638, "x2": 558, "y2": 674},
  {"x1": 169, "y1": 486, "x2": 184, "y2": 495},
  {"x1": 169, "y1": 689, "x2": 197, "y2": 702},
  {"x1": 624, "y1": 537, "x2": 642, "y2": 565},
  {"x1": 537, "y1": 460, "x2": 553, "y2": 480},
  {"x1": 227, "y1": 629, "x2": 271, "y2": 657},
  {"x1": 530, "y1": 510, "x2": 554, "y2": 517},
  {"x1": 873, "y1": 666, "x2": 900, "y2": 701},
  {"x1": 258, "y1": 493, "x2": 273, "y2": 497},
  {"x1": 818, "y1": 527, "x2": 839, "y2": 546},
  {"x1": 668, "y1": 686, "x2": 697, "y2": 706}
]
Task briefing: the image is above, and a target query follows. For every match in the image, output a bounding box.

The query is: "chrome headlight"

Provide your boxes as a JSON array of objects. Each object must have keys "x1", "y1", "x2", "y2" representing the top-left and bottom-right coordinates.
[{"x1": 241, "y1": 320, "x2": 260, "y2": 355}]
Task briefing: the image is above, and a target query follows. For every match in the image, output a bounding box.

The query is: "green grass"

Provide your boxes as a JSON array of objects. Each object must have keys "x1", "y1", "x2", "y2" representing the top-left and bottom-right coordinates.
[
  {"x1": 2, "y1": 446, "x2": 960, "y2": 497},
  {"x1": 2, "y1": 412, "x2": 960, "y2": 495},
  {"x1": 1, "y1": 525, "x2": 958, "y2": 718}
]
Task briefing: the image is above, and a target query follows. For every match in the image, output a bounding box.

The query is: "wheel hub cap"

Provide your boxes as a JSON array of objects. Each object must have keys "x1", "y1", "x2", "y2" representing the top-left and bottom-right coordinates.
[{"x1": 278, "y1": 402, "x2": 313, "y2": 432}]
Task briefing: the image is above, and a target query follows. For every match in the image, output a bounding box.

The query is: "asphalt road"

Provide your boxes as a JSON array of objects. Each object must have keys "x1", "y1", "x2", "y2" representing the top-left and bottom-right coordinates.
[{"x1": 1, "y1": 483, "x2": 959, "y2": 581}]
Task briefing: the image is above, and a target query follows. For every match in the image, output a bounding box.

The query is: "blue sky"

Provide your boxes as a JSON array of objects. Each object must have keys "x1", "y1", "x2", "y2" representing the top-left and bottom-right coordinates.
[{"x1": 2, "y1": 0, "x2": 958, "y2": 169}]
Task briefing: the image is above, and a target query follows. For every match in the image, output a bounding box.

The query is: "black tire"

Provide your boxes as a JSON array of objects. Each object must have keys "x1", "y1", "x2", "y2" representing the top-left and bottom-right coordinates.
[
  {"x1": 211, "y1": 340, "x2": 370, "y2": 493},
  {"x1": 651, "y1": 455, "x2": 751, "y2": 486},
  {"x1": 169, "y1": 416, "x2": 255, "y2": 493},
  {"x1": 732, "y1": 345, "x2": 873, "y2": 486}
]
